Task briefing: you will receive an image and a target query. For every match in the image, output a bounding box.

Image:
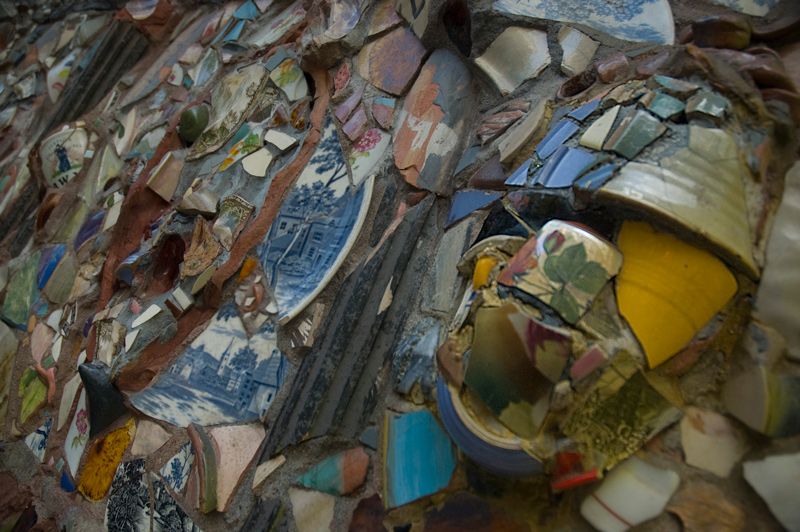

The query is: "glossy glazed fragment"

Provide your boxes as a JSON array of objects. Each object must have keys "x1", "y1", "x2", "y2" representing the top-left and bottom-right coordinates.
[
  {"x1": 78, "y1": 418, "x2": 135, "y2": 501},
  {"x1": 296, "y1": 447, "x2": 369, "y2": 496}
]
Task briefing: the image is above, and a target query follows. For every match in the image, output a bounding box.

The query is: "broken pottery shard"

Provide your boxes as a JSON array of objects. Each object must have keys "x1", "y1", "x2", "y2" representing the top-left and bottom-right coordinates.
[
  {"x1": 335, "y1": 85, "x2": 365, "y2": 123},
  {"x1": 296, "y1": 447, "x2": 369, "y2": 496},
  {"x1": 743, "y1": 452, "x2": 800, "y2": 532},
  {"x1": 78, "y1": 418, "x2": 136, "y2": 502},
  {"x1": 445, "y1": 191, "x2": 502, "y2": 227},
  {"x1": 289, "y1": 488, "x2": 335, "y2": 532},
  {"x1": 680, "y1": 407, "x2": 747, "y2": 478},
  {"x1": 476, "y1": 106, "x2": 528, "y2": 146},
  {"x1": 182, "y1": 218, "x2": 221, "y2": 278},
  {"x1": 2, "y1": 251, "x2": 40, "y2": 330},
  {"x1": 394, "y1": 49, "x2": 473, "y2": 194},
  {"x1": 595, "y1": 52, "x2": 631, "y2": 83},
  {"x1": 469, "y1": 154, "x2": 506, "y2": 190},
  {"x1": 558, "y1": 26, "x2": 599, "y2": 77},
  {"x1": 263, "y1": 129, "x2": 298, "y2": 152},
  {"x1": 498, "y1": 220, "x2": 623, "y2": 324},
  {"x1": 372, "y1": 97, "x2": 395, "y2": 129},
  {"x1": 147, "y1": 152, "x2": 184, "y2": 202},
  {"x1": 19, "y1": 367, "x2": 47, "y2": 424},
  {"x1": 603, "y1": 109, "x2": 666, "y2": 159},
  {"x1": 210, "y1": 424, "x2": 265, "y2": 511},
  {"x1": 383, "y1": 410, "x2": 457, "y2": 508},
  {"x1": 349, "y1": 128, "x2": 392, "y2": 187},
  {"x1": 357, "y1": 27, "x2": 427, "y2": 96},
  {"x1": 465, "y1": 304, "x2": 553, "y2": 438},
  {"x1": 615, "y1": 221, "x2": 737, "y2": 368},
  {"x1": 536, "y1": 119, "x2": 580, "y2": 159},
  {"x1": 130, "y1": 305, "x2": 287, "y2": 427},
  {"x1": 685, "y1": 90, "x2": 730, "y2": 124},
  {"x1": 131, "y1": 419, "x2": 171, "y2": 457},
  {"x1": 188, "y1": 423, "x2": 218, "y2": 513},
  {"x1": 213, "y1": 195, "x2": 254, "y2": 251},
  {"x1": 343, "y1": 104, "x2": 368, "y2": 141},
  {"x1": 581, "y1": 455, "x2": 680, "y2": 532},
  {"x1": 64, "y1": 389, "x2": 89, "y2": 477},
  {"x1": 43, "y1": 254, "x2": 77, "y2": 306},
  {"x1": 253, "y1": 455, "x2": 286, "y2": 489},
  {"x1": 368, "y1": 0, "x2": 403, "y2": 36},
  {"x1": 57, "y1": 373, "x2": 82, "y2": 431},
  {"x1": 393, "y1": 320, "x2": 441, "y2": 402},
  {"x1": 242, "y1": 148, "x2": 274, "y2": 177},
  {"x1": 24, "y1": 418, "x2": 52, "y2": 463},
  {"x1": 151, "y1": 473, "x2": 202, "y2": 532},
  {"x1": 476, "y1": 27, "x2": 550, "y2": 94},
  {"x1": 667, "y1": 482, "x2": 745, "y2": 532},
  {"x1": 722, "y1": 367, "x2": 800, "y2": 438},
  {"x1": 333, "y1": 61, "x2": 350, "y2": 96},
  {"x1": 497, "y1": 99, "x2": 547, "y2": 163},
  {"x1": 492, "y1": 0, "x2": 675, "y2": 45},
  {"x1": 177, "y1": 189, "x2": 220, "y2": 217},
  {"x1": 79, "y1": 361, "x2": 128, "y2": 438},
  {"x1": 644, "y1": 92, "x2": 686, "y2": 120},
  {"x1": 269, "y1": 58, "x2": 308, "y2": 102},
  {"x1": 160, "y1": 440, "x2": 194, "y2": 494}
]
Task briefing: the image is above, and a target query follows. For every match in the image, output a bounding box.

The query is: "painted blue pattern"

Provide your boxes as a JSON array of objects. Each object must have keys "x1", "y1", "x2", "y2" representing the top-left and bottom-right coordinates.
[
  {"x1": 130, "y1": 305, "x2": 288, "y2": 427},
  {"x1": 24, "y1": 418, "x2": 53, "y2": 463},
  {"x1": 257, "y1": 115, "x2": 373, "y2": 322},
  {"x1": 159, "y1": 441, "x2": 194, "y2": 494},
  {"x1": 493, "y1": 0, "x2": 675, "y2": 44}
]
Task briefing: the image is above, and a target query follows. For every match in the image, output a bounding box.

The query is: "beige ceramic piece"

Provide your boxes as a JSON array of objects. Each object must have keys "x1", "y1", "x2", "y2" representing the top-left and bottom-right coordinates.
[
  {"x1": 497, "y1": 99, "x2": 547, "y2": 163},
  {"x1": 40, "y1": 126, "x2": 89, "y2": 188},
  {"x1": 264, "y1": 130, "x2": 297, "y2": 152},
  {"x1": 680, "y1": 407, "x2": 747, "y2": 477},
  {"x1": 580, "y1": 105, "x2": 620, "y2": 150},
  {"x1": 476, "y1": 27, "x2": 550, "y2": 95},
  {"x1": 242, "y1": 148, "x2": 273, "y2": 177},
  {"x1": 57, "y1": 373, "x2": 81, "y2": 431},
  {"x1": 558, "y1": 26, "x2": 599, "y2": 77},
  {"x1": 253, "y1": 455, "x2": 286, "y2": 489},
  {"x1": 395, "y1": 0, "x2": 429, "y2": 38},
  {"x1": 146, "y1": 152, "x2": 184, "y2": 202},
  {"x1": 210, "y1": 424, "x2": 265, "y2": 511},
  {"x1": 131, "y1": 420, "x2": 171, "y2": 456},
  {"x1": 289, "y1": 488, "x2": 335, "y2": 532}
]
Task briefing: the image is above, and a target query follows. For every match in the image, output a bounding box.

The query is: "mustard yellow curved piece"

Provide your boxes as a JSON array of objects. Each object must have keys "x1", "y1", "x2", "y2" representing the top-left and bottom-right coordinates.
[
  {"x1": 616, "y1": 221, "x2": 738, "y2": 368},
  {"x1": 473, "y1": 256, "x2": 499, "y2": 291}
]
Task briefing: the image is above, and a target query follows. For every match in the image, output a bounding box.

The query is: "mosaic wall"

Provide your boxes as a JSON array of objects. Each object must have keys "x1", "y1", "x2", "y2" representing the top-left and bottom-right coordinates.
[{"x1": 0, "y1": 0, "x2": 799, "y2": 530}]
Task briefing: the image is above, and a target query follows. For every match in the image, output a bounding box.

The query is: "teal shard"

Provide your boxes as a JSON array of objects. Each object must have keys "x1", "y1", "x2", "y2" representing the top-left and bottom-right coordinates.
[
  {"x1": 233, "y1": 0, "x2": 259, "y2": 19},
  {"x1": 383, "y1": 409, "x2": 456, "y2": 508}
]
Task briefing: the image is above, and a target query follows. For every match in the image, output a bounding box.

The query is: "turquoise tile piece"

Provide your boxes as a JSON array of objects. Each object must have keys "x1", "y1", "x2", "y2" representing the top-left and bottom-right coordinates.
[
  {"x1": 383, "y1": 410, "x2": 456, "y2": 508},
  {"x1": 535, "y1": 120, "x2": 579, "y2": 159},
  {"x1": 2, "y1": 251, "x2": 41, "y2": 330},
  {"x1": 532, "y1": 146, "x2": 595, "y2": 188},
  {"x1": 233, "y1": 0, "x2": 259, "y2": 19},
  {"x1": 603, "y1": 109, "x2": 666, "y2": 159},
  {"x1": 223, "y1": 20, "x2": 246, "y2": 42}
]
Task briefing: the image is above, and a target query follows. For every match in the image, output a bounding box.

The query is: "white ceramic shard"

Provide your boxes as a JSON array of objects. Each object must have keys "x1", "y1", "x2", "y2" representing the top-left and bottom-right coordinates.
[
  {"x1": 497, "y1": 99, "x2": 547, "y2": 163},
  {"x1": 475, "y1": 27, "x2": 550, "y2": 95},
  {"x1": 581, "y1": 455, "x2": 680, "y2": 532},
  {"x1": 755, "y1": 161, "x2": 800, "y2": 362},
  {"x1": 64, "y1": 389, "x2": 89, "y2": 477},
  {"x1": 253, "y1": 455, "x2": 286, "y2": 489},
  {"x1": 680, "y1": 407, "x2": 747, "y2": 478},
  {"x1": 289, "y1": 488, "x2": 335, "y2": 532},
  {"x1": 242, "y1": 148, "x2": 273, "y2": 177},
  {"x1": 131, "y1": 420, "x2": 171, "y2": 457},
  {"x1": 743, "y1": 453, "x2": 800, "y2": 531},
  {"x1": 558, "y1": 26, "x2": 599, "y2": 77},
  {"x1": 263, "y1": 130, "x2": 297, "y2": 152}
]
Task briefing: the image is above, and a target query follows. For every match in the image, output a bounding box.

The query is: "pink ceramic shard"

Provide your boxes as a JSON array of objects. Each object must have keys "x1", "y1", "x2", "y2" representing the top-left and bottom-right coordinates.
[
  {"x1": 570, "y1": 345, "x2": 610, "y2": 381},
  {"x1": 343, "y1": 104, "x2": 368, "y2": 141},
  {"x1": 371, "y1": 97, "x2": 395, "y2": 129},
  {"x1": 356, "y1": 27, "x2": 426, "y2": 96},
  {"x1": 334, "y1": 85, "x2": 364, "y2": 123},
  {"x1": 333, "y1": 61, "x2": 350, "y2": 96},
  {"x1": 210, "y1": 424, "x2": 265, "y2": 512}
]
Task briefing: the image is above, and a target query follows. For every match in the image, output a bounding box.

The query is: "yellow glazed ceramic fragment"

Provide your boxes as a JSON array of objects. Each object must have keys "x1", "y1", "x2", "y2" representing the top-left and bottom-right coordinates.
[
  {"x1": 473, "y1": 256, "x2": 498, "y2": 291},
  {"x1": 78, "y1": 418, "x2": 136, "y2": 501},
  {"x1": 616, "y1": 221, "x2": 738, "y2": 368}
]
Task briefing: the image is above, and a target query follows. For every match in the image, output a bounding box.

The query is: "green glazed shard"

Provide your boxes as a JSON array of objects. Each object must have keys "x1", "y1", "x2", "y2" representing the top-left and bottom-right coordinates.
[
  {"x1": 604, "y1": 109, "x2": 666, "y2": 159},
  {"x1": 2, "y1": 251, "x2": 40, "y2": 330}
]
